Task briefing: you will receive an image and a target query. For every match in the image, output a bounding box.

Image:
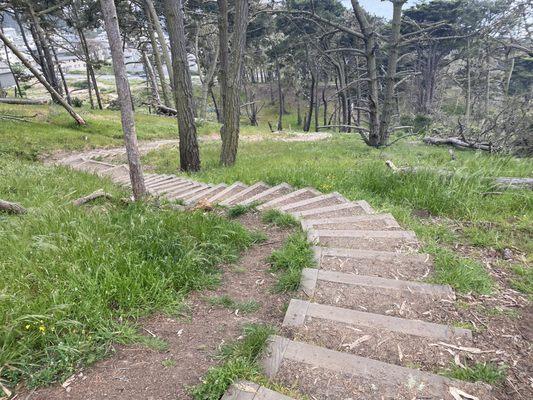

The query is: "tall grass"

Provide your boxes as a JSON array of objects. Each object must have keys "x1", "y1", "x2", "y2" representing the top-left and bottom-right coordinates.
[{"x1": 0, "y1": 156, "x2": 254, "y2": 388}]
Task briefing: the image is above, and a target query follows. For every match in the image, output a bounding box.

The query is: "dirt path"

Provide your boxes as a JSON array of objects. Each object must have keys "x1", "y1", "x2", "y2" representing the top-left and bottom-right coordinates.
[{"x1": 24, "y1": 213, "x2": 292, "y2": 400}]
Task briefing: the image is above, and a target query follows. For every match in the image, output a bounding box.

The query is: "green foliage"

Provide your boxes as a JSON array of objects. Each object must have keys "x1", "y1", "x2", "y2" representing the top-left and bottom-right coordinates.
[
  {"x1": 190, "y1": 324, "x2": 274, "y2": 400},
  {"x1": 442, "y1": 362, "x2": 506, "y2": 384},
  {"x1": 71, "y1": 97, "x2": 84, "y2": 108},
  {"x1": 0, "y1": 156, "x2": 254, "y2": 388},
  {"x1": 269, "y1": 233, "x2": 315, "y2": 292},
  {"x1": 207, "y1": 295, "x2": 261, "y2": 314},
  {"x1": 261, "y1": 209, "x2": 299, "y2": 228},
  {"x1": 510, "y1": 265, "x2": 532, "y2": 296}
]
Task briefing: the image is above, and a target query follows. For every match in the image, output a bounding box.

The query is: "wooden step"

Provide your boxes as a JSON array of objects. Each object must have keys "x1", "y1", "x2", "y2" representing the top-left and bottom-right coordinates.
[
  {"x1": 142, "y1": 174, "x2": 176, "y2": 186},
  {"x1": 278, "y1": 192, "x2": 349, "y2": 213},
  {"x1": 162, "y1": 182, "x2": 206, "y2": 199},
  {"x1": 206, "y1": 182, "x2": 248, "y2": 204},
  {"x1": 262, "y1": 335, "x2": 491, "y2": 400},
  {"x1": 150, "y1": 181, "x2": 196, "y2": 195},
  {"x1": 168, "y1": 183, "x2": 210, "y2": 200},
  {"x1": 219, "y1": 182, "x2": 270, "y2": 206},
  {"x1": 239, "y1": 183, "x2": 293, "y2": 206},
  {"x1": 222, "y1": 381, "x2": 294, "y2": 400},
  {"x1": 147, "y1": 177, "x2": 190, "y2": 191},
  {"x1": 178, "y1": 184, "x2": 216, "y2": 201},
  {"x1": 257, "y1": 187, "x2": 321, "y2": 211},
  {"x1": 282, "y1": 300, "x2": 481, "y2": 385},
  {"x1": 100, "y1": 164, "x2": 130, "y2": 181},
  {"x1": 300, "y1": 213, "x2": 401, "y2": 231},
  {"x1": 184, "y1": 183, "x2": 228, "y2": 205},
  {"x1": 299, "y1": 267, "x2": 456, "y2": 321},
  {"x1": 313, "y1": 246, "x2": 432, "y2": 280},
  {"x1": 308, "y1": 229, "x2": 419, "y2": 252},
  {"x1": 292, "y1": 200, "x2": 373, "y2": 219}
]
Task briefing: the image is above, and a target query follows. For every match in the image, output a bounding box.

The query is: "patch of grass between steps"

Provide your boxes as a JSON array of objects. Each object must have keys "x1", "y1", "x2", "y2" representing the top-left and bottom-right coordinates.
[
  {"x1": 262, "y1": 209, "x2": 299, "y2": 228},
  {"x1": 268, "y1": 232, "x2": 315, "y2": 293},
  {"x1": 441, "y1": 362, "x2": 507, "y2": 385}
]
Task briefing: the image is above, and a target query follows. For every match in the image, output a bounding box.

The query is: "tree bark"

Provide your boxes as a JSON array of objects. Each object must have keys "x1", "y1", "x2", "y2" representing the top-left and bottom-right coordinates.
[
  {"x1": 145, "y1": 4, "x2": 172, "y2": 107},
  {"x1": 141, "y1": 47, "x2": 161, "y2": 108},
  {"x1": 163, "y1": 0, "x2": 201, "y2": 172},
  {"x1": 0, "y1": 31, "x2": 85, "y2": 124},
  {"x1": 145, "y1": 0, "x2": 173, "y2": 92},
  {"x1": 100, "y1": 0, "x2": 146, "y2": 199},
  {"x1": 218, "y1": 0, "x2": 249, "y2": 166},
  {"x1": 377, "y1": 0, "x2": 405, "y2": 145},
  {"x1": 276, "y1": 57, "x2": 283, "y2": 131}
]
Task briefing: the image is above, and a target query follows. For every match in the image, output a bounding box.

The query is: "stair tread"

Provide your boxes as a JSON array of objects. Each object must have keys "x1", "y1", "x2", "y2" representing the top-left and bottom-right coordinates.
[
  {"x1": 239, "y1": 183, "x2": 293, "y2": 206},
  {"x1": 301, "y1": 213, "x2": 400, "y2": 231},
  {"x1": 278, "y1": 192, "x2": 348, "y2": 213},
  {"x1": 206, "y1": 181, "x2": 248, "y2": 204},
  {"x1": 222, "y1": 381, "x2": 295, "y2": 400},
  {"x1": 257, "y1": 187, "x2": 321, "y2": 210},
  {"x1": 262, "y1": 335, "x2": 491, "y2": 400},
  {"x1": 220, "y1": 182, "x2": 270, "y2": 206},
  {"x1": 292, "y1": 200, "x2": 374, "y2": 218}
]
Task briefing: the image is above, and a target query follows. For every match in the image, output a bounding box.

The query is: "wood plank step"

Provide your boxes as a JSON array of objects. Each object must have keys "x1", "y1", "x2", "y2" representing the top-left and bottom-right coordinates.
[
  {"x1": 160, "y1": 182, "x2": 205, "y2": 199},
  {"x1": 147, "y1": 177, "x2": 190, "y2": 191},
  {"x1": 222, "y1": 381, "x2": 295, "y2": 400},
  {"x1": 299, "y1": 268, "x2": 455, "y2": 299},
  {"x1": 239, "y1": 183, "x2": 293, "y2": 206},
  {"x1": 291, "y1": 200, "x2": 373, "y2": 219},
  {"x1": 284, "y1": 299, "x2": 470, "y2": 340},
  {"x1": 179, "y1": 184, "x2": 216, "y2": 201},
  {"x1": 100, "y1": 164, "x2": 130, "y2": 181},
  {"x1": 220, "y1": 182, "x2": 270, "y2": 206},
  {"x1": 301, "y1": 213, "x2": 401, "y2": 231},
  {"x1": 262, "y1": 335, "x2": 491, "y2": 400},
  {"x1": 184, "y1": 183, "x2": 228, "y2": 205},
  {"x1": 141, "y1": 174, "x2": 176, "y2": 186},
  {"x1": 168, "y1": 183, "x2": 211, "y2": 200},
  {"x1": 149, "y1": 181, "x2": 196, "y2": 195},
  {"x1": 313, "y1": 246, "x2": 432, "y2": 280},
  {"x1": 278, "y1": 192, "x2": 349, "y2": 213},
  {"x1": 257, "y1": 187, "x2": 321, "y2": 211},
  {"x1": 205, "y1": 181, "x2": 248, "y2": 204},
  {"x1": 308, "y1": 229, "x2": 419, "y2": 252},
  {"x1": 299, "y1": 267, "x2": 457, "y2": 322}
]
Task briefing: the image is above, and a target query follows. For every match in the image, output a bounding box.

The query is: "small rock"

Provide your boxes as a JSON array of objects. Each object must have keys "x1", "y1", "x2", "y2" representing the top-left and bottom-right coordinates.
[{"x1": 502, "y1": 248, "x2": 513, "y2": 260}]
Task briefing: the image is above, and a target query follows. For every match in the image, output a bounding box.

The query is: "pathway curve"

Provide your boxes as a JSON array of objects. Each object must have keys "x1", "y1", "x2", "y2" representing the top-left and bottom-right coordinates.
[{"x1": 56, "y1": 155, "x2": 494, "y2": 400}]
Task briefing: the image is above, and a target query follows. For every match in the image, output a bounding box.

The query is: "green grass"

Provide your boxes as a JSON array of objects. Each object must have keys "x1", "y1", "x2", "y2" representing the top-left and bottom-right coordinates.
[
  {"x1": 226, "y1": 203, "x2": 258, "y2": 218},
  {"x1": 190, "y1": 324, "x2": 274, "y2": 400},
  {"x1": 145, "y1": 136, "x2": 533, "y2": 293},
  {"x1": 441, "y1": 362, "x2": 507, "y2": 384},
  {"x1": 261, "y1": 209, "x2": 299, "y2": 228},
  {"x1": 510, "y1": 265, "x2": 533, "y2": 296},
  {"x1": 268, "y1": 232, "x2": 315, "y2": 292},
  {"x1": 207, "y1": 295, "x2": 261, "y2": 314},
  {"x1": 0, "y1": 155, "x2": 255, "y2": 390}
]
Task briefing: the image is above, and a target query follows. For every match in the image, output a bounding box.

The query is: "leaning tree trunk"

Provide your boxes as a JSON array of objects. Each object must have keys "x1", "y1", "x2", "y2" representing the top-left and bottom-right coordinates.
[
  {"x1": 145, "y1": 0, "x2": 173, "y2": 93},
  {"x1": 141, "y1": 48, "x2": 161, "y2": 108},
  {"x1": 218, "y1": 0, "x2": 249, "y2": 166},
  {"x1": 0, "y1": 30, "x2": 85, "y2": 124},
  {"x1": 163, "y1": 0, "x2": 201, "y2": 172},
  {"x1": 100, "y1": 0, "x2": 145, "y2": 199}
]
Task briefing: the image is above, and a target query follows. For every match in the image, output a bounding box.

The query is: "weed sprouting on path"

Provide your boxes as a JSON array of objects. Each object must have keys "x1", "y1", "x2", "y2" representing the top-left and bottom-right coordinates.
[
  {"x1": 261, "y1": 209, "x2": 299, "y2": 229},
  {"x1": 0, "y1": 156, "x2": 255, "y2": 388}
]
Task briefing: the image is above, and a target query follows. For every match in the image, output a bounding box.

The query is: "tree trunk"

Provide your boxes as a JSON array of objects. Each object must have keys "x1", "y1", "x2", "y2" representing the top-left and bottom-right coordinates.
[
  {"x1": 142, "y1": 48, "x2": 161, "y2": 108},
  {"x1": 209, "y1": 85, "x2": 221, "y2": 122},
  {"x1": 276, "y1": 57, "x2": 283, "y2": 131},
  {"x1": 51, "y1": 45, "x2": 71, "y2": 105},
  {"x1": 1, "y1": 25, "x2": 22, "y2": 97},
  {"x1": 163, "y1": 0, "x2": 201, "y2": 172},
  {"x1": 100, "y1": 0, "x2": 146, "y2": 199},
  {"x1": 377, "y1": 0, "x2": 404, "y2": 146},
  {"x1": 322, "y1": 84, "x2": 328, "y2": 126},
  {"x1": 465, "y1": 38, "x2": 472, "y2": 135},
  {"x1": 145, "y1": 5, "x2": 172, "y2": 107},
  {"x1": 86, "y1": 61, "x2": 95, "y2": 109},
  {"x1": 0, "y1": 30, "x2": 85, "y2": 124},
  {"x1": 78, "y1": 27, "x2": 103, "y2": 110},
  {"x1": 145, "y1": 0, "x2": 173, "y2": 93},
  {"x1": 218, "y1": 0, "x2": 249, "y2": 166}
]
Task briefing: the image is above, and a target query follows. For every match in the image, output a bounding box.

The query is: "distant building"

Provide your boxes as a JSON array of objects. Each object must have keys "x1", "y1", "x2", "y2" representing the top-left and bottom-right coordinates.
[{"x1": 0, "y1": 61, "x2": 16, "y2": 90}]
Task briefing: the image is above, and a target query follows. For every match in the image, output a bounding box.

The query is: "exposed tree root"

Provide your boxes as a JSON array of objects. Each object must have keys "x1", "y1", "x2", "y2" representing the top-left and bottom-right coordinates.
[{"x1": 0, "y1": 199, "x2": 27, "y2": 214}]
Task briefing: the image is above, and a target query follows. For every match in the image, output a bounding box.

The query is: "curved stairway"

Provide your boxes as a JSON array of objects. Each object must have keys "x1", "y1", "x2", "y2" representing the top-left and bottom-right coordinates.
[{"x1": 58, "y1": 157, "x2": 493, "y2": 400}]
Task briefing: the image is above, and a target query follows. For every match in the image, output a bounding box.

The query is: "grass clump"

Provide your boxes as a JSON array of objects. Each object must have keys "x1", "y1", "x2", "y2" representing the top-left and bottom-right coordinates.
[
  {"x1": 190, "y1": 324, "x2": 274, "y2": 400},
  {"x1": 428, "y1": 247, "x2": 493, "y2": 294},
  {"x1": 208, "y1": 295, "x2": 261, "y2": 314},
  {"x1": 227, "y1": 203, "x2": 257, "y2": 218},
  {"x1": 0, "y1": 156, "x2": 255, "y2": 389},
  {"x1": 442, "y1": 362, "x2": 506, "y2": 384},
  {"x1": 510, "y1": 265, "x2": 532, "y2": 296},
  {"x1": 268, "y1": 232, "x2": 315, "y2": 292},
  {"x1": 261, "y1": 209, "x2": 299, "y2": 228}
]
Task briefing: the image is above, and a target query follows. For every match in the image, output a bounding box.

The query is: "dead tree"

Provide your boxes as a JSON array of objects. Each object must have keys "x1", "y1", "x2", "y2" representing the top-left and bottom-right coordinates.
[
  {"x1": 163, "y1": 0, "x2": 201, "y2": 172},
  {"x1": 100, "y1": 0, "x2": 146, "y2": 199},
  {"x1": 0, "y1": 30, "x2": 85, "y2": 125}
]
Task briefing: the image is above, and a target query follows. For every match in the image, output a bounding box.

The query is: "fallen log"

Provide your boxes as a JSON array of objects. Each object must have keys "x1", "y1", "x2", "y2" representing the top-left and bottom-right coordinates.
[
  {"x1": 156, "y1": 104, "x2": 177, "y2": 116},
  {"x1": 385, "y1": 161, "x2": 532, "y2": 190},
  {"x1": 0, "y1": 199, "x2": 27, "y2": 214},
  {"x1": 72, "y1": 189, "x2": 113, "y2": 206},
  {"x1": 0, "y1": 98, "x2": 50, "y2": 105},
  {"x1": 423, "y1": 137, "x2": 492, "y2": 152}
]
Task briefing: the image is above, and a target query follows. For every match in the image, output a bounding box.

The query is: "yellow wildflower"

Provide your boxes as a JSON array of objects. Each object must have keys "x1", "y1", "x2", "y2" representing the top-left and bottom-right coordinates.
[{"x1": 39, "y1": 325, "x2": 46, "y2": 334}]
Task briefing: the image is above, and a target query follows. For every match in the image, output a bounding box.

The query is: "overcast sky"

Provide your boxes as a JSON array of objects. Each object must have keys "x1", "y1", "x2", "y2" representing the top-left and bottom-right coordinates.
[{"x1": 341, "y1": 0, "x2": 420, "y2": 19}]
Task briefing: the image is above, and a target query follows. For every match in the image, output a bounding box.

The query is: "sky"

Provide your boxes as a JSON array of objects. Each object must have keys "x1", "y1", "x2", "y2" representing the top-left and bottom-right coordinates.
[{"x1": 341, "y1": 0, "x2": 421, "y2": 19}]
